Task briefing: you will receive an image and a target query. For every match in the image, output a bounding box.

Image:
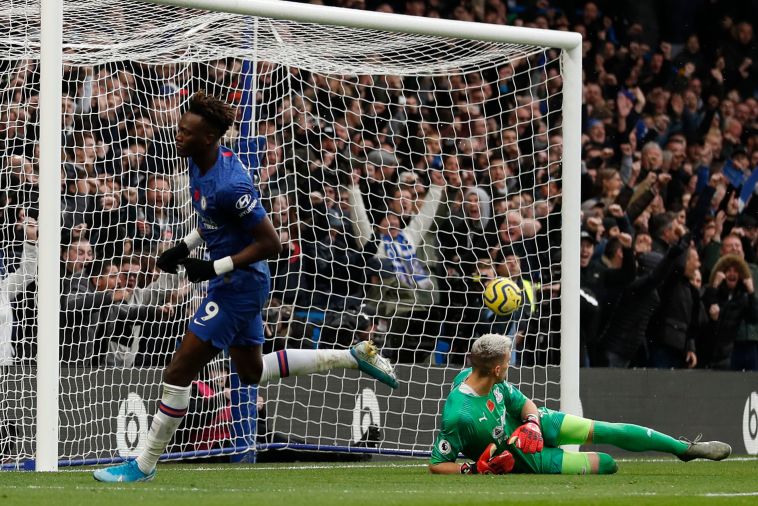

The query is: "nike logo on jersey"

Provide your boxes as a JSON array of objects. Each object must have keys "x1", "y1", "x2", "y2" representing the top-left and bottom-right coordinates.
[
  {"x1": 479, "y1": 415, "x2": 487, "y2": 422},
  {"x1": 193, "y1": 319, "x2": 206, "y2": 326}
]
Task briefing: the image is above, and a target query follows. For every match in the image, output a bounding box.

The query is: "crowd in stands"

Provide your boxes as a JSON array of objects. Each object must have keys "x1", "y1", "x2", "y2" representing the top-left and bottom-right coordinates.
[{"x1": 0, "y1": 0, "x2": 756, "y2": 372}]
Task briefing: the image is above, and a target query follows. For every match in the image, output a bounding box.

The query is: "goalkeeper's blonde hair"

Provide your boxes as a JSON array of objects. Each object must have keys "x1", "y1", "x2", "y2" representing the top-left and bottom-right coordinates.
[{"x1": 470, "y1": 333, "x2": 512, "y2": 372}]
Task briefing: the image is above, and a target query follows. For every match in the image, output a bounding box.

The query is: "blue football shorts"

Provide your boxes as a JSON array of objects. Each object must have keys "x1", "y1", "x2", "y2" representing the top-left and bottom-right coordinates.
[{"x1": 187, "y1": 271, "x2": 268, "y2": 350}]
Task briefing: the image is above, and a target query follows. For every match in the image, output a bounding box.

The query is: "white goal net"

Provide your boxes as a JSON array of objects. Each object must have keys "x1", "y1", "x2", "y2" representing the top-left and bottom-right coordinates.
[{"x1": 0, "y1": 0, "x2": 577, "y2": 468}]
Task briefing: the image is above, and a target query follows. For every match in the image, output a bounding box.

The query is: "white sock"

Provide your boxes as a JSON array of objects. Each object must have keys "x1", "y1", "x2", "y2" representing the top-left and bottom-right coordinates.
[
  {"x1": 258, "y1": 349, "x2": 358, "y2": 385},
  {"x1": 135, "y1": 382, "x2": 191, "y2": 474}
]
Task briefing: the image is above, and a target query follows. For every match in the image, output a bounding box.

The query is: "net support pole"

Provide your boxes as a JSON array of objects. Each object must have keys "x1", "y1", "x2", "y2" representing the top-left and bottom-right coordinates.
[
  {"x1": 228, "y1": 18, "x2": 260, "y2": 464},
  {"x1": 238, "y1": 19, "x2": 265, "y2": 173},
  {"x1": 36, "y1": 0, "x2": 63, "y2": 472},
  {"x1": 559, "y1": 43, "x2": 583, "y2": 420}
]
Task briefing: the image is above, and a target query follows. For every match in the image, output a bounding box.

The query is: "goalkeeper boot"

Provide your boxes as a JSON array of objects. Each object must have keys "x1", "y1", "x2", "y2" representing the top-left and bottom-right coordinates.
[
  {"x1": 677, "y1": 435, "x2": 732, "y2": 462},
  {"x1": 351, "y1": 341, "x2": 399, "y2": 389},
  {"x1": 93, "y1": 460, "x2": 156, "y2": 482}
]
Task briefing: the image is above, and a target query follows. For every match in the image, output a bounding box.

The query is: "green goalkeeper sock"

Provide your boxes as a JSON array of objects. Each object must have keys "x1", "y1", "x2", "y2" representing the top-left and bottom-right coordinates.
[
  {"x1": 560, "y1": 451, "x2": 618, "y2": 475},
  {"x1": 592, "y1": 421, "x2": 688, "y2": 455}
]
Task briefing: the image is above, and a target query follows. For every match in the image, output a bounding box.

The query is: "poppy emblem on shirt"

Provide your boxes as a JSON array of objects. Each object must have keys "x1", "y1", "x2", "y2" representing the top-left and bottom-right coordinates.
[
  {"x1": 193, "y1": 189, "x2": 200, "y2": 202},
  {"x1": 486, "y1": 399, "x2": 495, "y2": 412}
]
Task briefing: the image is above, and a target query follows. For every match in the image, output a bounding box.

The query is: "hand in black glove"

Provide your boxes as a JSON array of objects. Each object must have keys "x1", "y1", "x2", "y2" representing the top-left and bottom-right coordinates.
[
  {"x1": 179, "y1": 257, "x2": 217, "y2": 283},
  {"x1": 156, "y1": 242, "x2": 190, "y2": 274}
]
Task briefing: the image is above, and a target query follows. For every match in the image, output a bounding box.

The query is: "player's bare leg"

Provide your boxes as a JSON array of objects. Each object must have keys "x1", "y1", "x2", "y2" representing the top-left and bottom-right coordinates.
[
  {"x1": 93, "y1": 332, "x2": 220, "y2": 482},
  {"x1": 228, "y1": 344, "x2": 263, "y2": 384},
  {"x1": 164, "y1": 332, "x2": 223, "y2": 387},
  {"x1": 230, "y1": 341, "x2": 398, "y2": 389}
]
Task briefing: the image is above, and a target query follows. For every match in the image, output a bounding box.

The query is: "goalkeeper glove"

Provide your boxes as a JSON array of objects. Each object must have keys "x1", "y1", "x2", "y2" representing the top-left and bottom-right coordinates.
[
  {"x1": 508, "y1": 415, "x2": 543, "y2": 454},
  {"x1": 475, "y1": 443, "x2": 515, "y2": 475},
  {"x1": 156, "y1": 242, "x2": 190, "y2": 274}
]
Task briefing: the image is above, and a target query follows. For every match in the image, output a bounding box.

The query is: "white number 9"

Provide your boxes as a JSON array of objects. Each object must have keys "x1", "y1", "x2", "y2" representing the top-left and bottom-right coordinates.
[{"x1": 201, "y1": 301, "x2": 219, "y2": 321}]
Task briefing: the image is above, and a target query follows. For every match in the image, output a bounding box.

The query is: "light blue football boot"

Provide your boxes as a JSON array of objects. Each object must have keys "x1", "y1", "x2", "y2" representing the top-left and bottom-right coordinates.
[
  {"x1": 350, "y1": 341, "x2": 399, "y2": 389},
  {"x1": 93, "y1": 460, "x2": 156, "y2": 482}
]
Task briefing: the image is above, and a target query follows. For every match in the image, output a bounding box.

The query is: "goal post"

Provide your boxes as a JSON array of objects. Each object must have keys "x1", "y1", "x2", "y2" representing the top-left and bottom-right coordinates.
[
  {"x1": 6, "y1": 0, "x2": 582, "y2": 471},
  {"x1": 36, "y1": 0, "x2": 63, "y2": 473}
]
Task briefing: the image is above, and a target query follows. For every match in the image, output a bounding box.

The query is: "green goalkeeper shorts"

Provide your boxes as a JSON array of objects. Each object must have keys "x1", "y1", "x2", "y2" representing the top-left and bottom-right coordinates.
[{"x1": 511, "y1": 407, "x2": 570, "y2": 474}]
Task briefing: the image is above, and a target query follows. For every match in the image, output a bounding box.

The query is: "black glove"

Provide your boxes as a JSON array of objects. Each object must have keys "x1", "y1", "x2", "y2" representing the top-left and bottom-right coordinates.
[
  {"x1": 156, "y1": 242, "x2": 190, "y2": 274},
  {"x1": 179, "y1": 257, "x2": 217, "y2": 283}
]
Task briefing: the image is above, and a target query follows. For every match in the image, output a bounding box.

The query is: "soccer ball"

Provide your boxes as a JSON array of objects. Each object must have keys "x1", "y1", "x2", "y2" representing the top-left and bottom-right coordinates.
[{"x1": 482, "y1": 277, "x2": 523, "y2": 316}]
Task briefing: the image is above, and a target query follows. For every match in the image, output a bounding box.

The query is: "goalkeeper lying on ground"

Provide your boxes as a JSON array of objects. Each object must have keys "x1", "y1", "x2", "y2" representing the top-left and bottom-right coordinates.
[{"x1": 429, "y1": 334, "x2": 731, "y2": 475}]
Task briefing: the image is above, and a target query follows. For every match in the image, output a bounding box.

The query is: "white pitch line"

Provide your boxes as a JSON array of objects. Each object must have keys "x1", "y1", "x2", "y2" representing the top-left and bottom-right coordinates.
[
  {"x1": 58, "y1": 457, "x2": 758, "y2": 473},
  {"x1": 4, "y1": 483, "x2": 758, "y2": 497},
  {"x1": 701, "y1": 492, "x2": 758, "y2": 497},
  {"x1": 60, "y1": 462, "x2": 429, "y2": 473}
]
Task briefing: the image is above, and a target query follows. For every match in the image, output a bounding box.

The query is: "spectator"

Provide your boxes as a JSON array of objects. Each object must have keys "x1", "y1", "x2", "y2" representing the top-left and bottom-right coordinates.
[
  {"x1": 700, "y1": 254, "x2": 758, "y2": 369},
  {"x1": 60, "y1": 246, "x2": 131, "y2": 368},
  {"x1": 580, "y1": 229, "x2": 635, "y2": 366},
  {"x1": 300, "y1": 205, "x2": 378, "y2": 311},
  {"x1": 99, "y1": 257, "x2": 175, "y2": 367},
  {"x1": 361, "y1": 148, "x2": 400, "y2": 224},
  {"x1": 132, "y1": 174, "x2": 181, "y2": 254},
  {"x1": 598, "y1": 231, "x2": 689, "y2": 368},
  {"x1": 437, "y1": 187, "x2": 493, "y2": 275},
  {"x1": 88, "y1": 177, "x2": 131, "y2": 259},
  {"x1": 60, "y1": 238, "x2": 131, "y2": 366},
  {"x1": 132, "y1": 249, "x2": 191, "y2": 367},
  {"x1": 348, "y1": 168, "x2": 444, "y2": 362},
  {"x1": 649, "y1": 212, "x2": 681, "y2": 254},
  {"x1": 0, "y1": 217, "x2": 37, "y2": 364},
  {"x1": 648, "y1": 247, "x2": 702, "y2": 369}
]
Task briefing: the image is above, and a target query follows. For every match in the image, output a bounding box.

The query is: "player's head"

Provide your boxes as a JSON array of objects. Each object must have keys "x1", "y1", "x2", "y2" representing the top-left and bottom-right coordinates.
[
  {"x1": 469, "y1": 333, "x2": 512, "y2": 382},
  {"x1": 176, "y1": 91, "x2": 235, "y2": 157}
]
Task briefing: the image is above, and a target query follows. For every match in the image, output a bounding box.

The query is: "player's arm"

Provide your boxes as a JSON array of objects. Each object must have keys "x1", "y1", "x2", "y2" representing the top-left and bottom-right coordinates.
[
  {"x1": 428, "y1": 462, "x2": 464, "y2": 475},
  {"x1": 230, "y1": 215, "x2": 283, "y2": 267},
  {"x1": 429, "y1": 445, "x2": 515, "y2": 475},
  {"x1": 180, "y1": 215, "x2": 282, "y2": 282},
  {"x1": 520, "y1": 398, "x2": 540, "y2": 421}
]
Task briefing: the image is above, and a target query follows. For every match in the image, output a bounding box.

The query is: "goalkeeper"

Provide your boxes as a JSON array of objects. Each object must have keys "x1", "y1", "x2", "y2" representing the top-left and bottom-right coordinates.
[{"x1": 429, "y1": 334, "x2": 731, "y2": 475}]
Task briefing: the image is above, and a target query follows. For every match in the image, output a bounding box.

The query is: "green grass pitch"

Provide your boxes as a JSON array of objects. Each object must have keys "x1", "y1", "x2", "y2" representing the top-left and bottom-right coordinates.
[{"x1": 1, "y1": 458, "x2": 757, "y2": 506}]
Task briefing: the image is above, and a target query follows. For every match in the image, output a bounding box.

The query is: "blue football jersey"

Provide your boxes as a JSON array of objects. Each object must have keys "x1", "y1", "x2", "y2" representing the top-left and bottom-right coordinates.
[{"x1": 189, "y1": 146, "x2": 270, "y2": 287}]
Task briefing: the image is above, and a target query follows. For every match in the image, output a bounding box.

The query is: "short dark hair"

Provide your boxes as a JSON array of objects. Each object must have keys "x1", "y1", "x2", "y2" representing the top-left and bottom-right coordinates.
[
  {"x1": 187, "y1": 91, "x2": 235, "y2": 138},
  {"x1": 603, "y1": 236, "x2": 624, "y2": 259},
  {"x1": 649, "y1": 212, "x2": 676, "y2": 239},
  {"x1": 89, "y1": 259, "x2": 115, "y2": 278}
]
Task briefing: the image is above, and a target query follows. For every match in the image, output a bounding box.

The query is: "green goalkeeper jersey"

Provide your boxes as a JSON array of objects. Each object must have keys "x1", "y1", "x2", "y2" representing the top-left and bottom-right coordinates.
[{"x1": 430, "y1": 368, "x2": 528, "y2": 464}]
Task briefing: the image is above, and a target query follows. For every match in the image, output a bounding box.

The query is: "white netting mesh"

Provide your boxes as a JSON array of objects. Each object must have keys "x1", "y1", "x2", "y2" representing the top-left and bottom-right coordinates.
[{"x1": 0, "y1": 0, "x2": 566, "y2": 466}]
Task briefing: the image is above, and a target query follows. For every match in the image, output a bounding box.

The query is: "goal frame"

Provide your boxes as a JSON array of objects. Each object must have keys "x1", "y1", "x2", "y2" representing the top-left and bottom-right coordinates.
[{"x1": 35, "y1": 0, "x2": 583, "y2": 471}]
